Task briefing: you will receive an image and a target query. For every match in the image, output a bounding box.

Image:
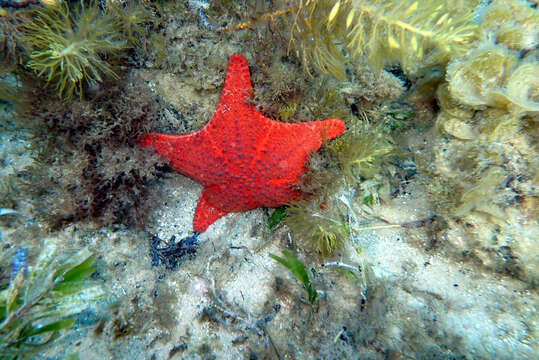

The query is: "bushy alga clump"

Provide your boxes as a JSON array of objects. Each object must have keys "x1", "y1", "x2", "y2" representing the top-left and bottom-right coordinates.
[
  {"x1": 0, "y1": 6, "x2": 30, "y2": 66},
  {"x1": 287, "y1": 0, "x2": 478, "y2": 78},
  {"x1": 15, "y1": 75, "x2": 163, "y2": 229},
  {"x1": 23, "y1": 0, "x2": 127, "y2": 100},
  {"x1": 285, "y1": 118, "x2": 400, "y2": 256}
]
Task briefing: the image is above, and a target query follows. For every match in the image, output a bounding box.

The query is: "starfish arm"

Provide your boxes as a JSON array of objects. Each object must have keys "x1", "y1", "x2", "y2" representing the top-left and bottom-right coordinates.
[
  {"x1": 210, "y1": 54, "x2": 255, "y2": 130},
  {"x1": 139, "y1": 132, "x2": 232, "y2": 185},
  {"x1": 193, "y1": 187, "x2": 229, "y2": 232},
  {"x1": 307, "y1": 118, "x2": 347, "y2": 141},
  {"x1": 218, "y1": 54, "x2": 253, "y2": 108},
  {"x1": 279, "y1": 118, "x2": 345, "y2": 146},
  {"x1": 249, "y1": 118, "x2": 346, "y2": 181}
]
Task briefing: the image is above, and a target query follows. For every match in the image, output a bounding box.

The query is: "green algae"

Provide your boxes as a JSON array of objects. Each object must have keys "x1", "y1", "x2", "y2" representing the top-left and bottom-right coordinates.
[
  {"x1": 270, "y1": 250, "x2": 318, "y2": 306},
  {"x1": 23, "y1": 1, "x2": 126, "y2": 100},
  {"x1": 288, "y1": 0, "x2": 478, "y2": 78},
  {"x1": 0, "y1": 239, "x2": 104, "y2": 359}
]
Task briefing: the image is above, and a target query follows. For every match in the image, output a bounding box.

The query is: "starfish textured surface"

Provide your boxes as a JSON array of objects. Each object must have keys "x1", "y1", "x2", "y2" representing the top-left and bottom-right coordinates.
[{"x1": 139, "y1": 54, "x2": 345, "y2": 232}]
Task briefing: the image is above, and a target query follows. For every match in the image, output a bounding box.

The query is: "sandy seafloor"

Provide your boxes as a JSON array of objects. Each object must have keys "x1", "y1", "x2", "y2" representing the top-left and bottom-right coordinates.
[{"x1": 0, "y1": 101, "x2": 536, "y2": 359}]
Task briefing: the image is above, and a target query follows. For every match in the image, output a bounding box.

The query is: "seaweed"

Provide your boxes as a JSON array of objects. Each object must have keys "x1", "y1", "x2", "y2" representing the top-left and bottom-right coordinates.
[
  {"x1": 328, "y1": 117, "x2": 395, "y2": 189},
  {"x1": 0, "y1": 7, "x2": 31, "y2": 65},
  {"x1": 0, "y1": 239, "x2": 104, "y2": 359},
  {"x1": 447, "y1": 43, "x2": 539, "y2": 113},
  {"x1": 17, "y1": 76, "x2": 163, "y2": 228},
  {"x1": 413, "y1": 0, "x2": 539, "y2": 284},
  {"x1": 285, "y1": 195, "x2": 347, "y2": 256},
  {"x1": 480, "y1": 0, "x2": 539, "y2": 51},
  {"x1": 23, "y1": 0, "x2": 126, "y2": 100},
  {"x1": 283, "y1": 113, "x2": 398, "y2": 256},
  {"x1": 288, "y1": 0, "x2": 478, "y2": 78},
  {"x1": 267, "y1": 206, "x2": 287, "y2": 230},
  {"x1": 149, "y1": 233, "x2": 199, "y2": 269},
  {"x1": 106, "y1": 0, "x2": 153, "y2": 49},
  {"x1": 269, "y1": 250, "x2": 318, "y2": 306}
]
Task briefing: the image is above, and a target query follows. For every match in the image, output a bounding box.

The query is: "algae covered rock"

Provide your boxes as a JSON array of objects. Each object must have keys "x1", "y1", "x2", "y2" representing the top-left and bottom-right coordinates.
[{"x1": 446, "y1": 45, "x2": 518, "y2": 108}]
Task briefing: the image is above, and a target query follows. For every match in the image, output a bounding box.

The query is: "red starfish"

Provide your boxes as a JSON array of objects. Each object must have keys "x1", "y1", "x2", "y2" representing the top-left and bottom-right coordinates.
[{"x1": 139, "y1": 54, "x2": 345, "y2": 232}]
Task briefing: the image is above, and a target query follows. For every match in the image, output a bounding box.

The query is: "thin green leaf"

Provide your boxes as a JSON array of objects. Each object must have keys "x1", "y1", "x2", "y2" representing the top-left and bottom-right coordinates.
[
  {"x1": 54, "y1": 256, "x2": 96, "y2": 286},
  {"x1": 268, "y1": 207, "x2": 287, "y2": 229},
  {"x1": 51, "y1": 281, "x2": 86, "y2": 296},
  {"x1": 25, "y1": 318, "x2": 75, "y2": 337},
  {"x1": 281, "y1": 250, "x2": 310, "y2": 286},
  {"x1": 270, "y1": 250, "x2": 317, "y2": 305}
]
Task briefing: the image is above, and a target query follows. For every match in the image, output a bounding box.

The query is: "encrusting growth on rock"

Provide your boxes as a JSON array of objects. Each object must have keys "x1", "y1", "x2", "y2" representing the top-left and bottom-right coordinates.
[{"x1": 139, "y1": 54, "x2": 345, "y2": 232}]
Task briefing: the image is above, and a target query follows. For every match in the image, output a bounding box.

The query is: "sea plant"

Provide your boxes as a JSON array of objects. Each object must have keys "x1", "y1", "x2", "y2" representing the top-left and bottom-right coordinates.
[
  {"x1": 106, "y1": 0, "x2": 153, "y2": 49},
  {"x1": 479, "y1": 0, "x2": 539, "y2": 51},
  {"x1": 18, "y1": 77, "x2": 162, "y2": 229},
  {"x1": 416, "y1": 0, "x2": 538, "y2": 283},
  {"x1": 284, "y1": 116, "x2": 398, "y2": 256},
  {"x1": 269, "y1": 250, "x2": 318, "y2": 306},
  {"x1": 288, "y1": 0, "x2": 478, "y2": 78},
  {"x1": 328, "y1": 118, "x2": 395, "y2": 189},
  {"x1": 0, "y1": 238, "x2": 105, "y2": 359},
  {"x1": 268, "y1": 206, "x2": 287, "y2": 230},
  {"x1": 285, "y1": 195, "x2": 347, "y2": 256},
  {"x1": 23, "y1": 0, "x2": 126, "y2": 100},
  {"x1": 0, "y1": 7, "x2": 30, "y2": 65}
]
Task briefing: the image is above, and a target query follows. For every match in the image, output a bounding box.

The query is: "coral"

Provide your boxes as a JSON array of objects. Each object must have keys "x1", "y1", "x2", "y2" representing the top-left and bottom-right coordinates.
[
  {"x1": 23, "y1": 0, "x2": 126, "y2": 100},
  {"x1": 288, "y1": 0, "x2": 478, "y2": 78}
]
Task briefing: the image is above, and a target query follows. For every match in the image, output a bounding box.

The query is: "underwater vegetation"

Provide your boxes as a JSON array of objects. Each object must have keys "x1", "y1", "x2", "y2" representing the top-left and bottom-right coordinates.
[
  {"x1": 106, "y1": 0, "x2": 153, "y2": 49},
  {"x1": 284, "y1": 118, "x2": 397, "y2": 256},
  {"x1": 0, "y1": 238, "x2": 104, "y2": 359},
  {"x1": 414, "y1": 0, "x2": 539, "y2": 283},
  {"x1": 0, "y1": 1, "x2": 169, "y2": 230},
  {"x1": 329, "y1": 119, "x2": 395, "y2": 189},
  {"x1": 480, "y1": 0, "x2": 539, "y2": 51},
  {"x1": 269, "y1": 250, "x2": 318, "y2": 306},
  {"x1": 149, "y1": 233, "x2": 199, "y2": 269},
  {"x1": 23, "y1": 0, "x2": 126, "y2": 100},
  {"x1": 287, "y1": 0, "x2": 478, "y2": 78},
  {"x1": 0, "y1": 6, "x2": 30, "y2": 65},
  {"x1": 446, "y1": 43, "x2": 539, "y2": 113},
  {"x1": 255, "y1": 0, "x2": 538, "y2": 285},
  {"x1": 285, "y1": 195, "x2": 347, "y2": 256},
  {"x1": 15, "y1": 76, "x2": 163, "y2": 228},
  {"x1": 0, "y1": 0, "x2": 535, "y2": 357},
  {"x1": 0, "y1": 0, "x2": 534, "y2": 290}
]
